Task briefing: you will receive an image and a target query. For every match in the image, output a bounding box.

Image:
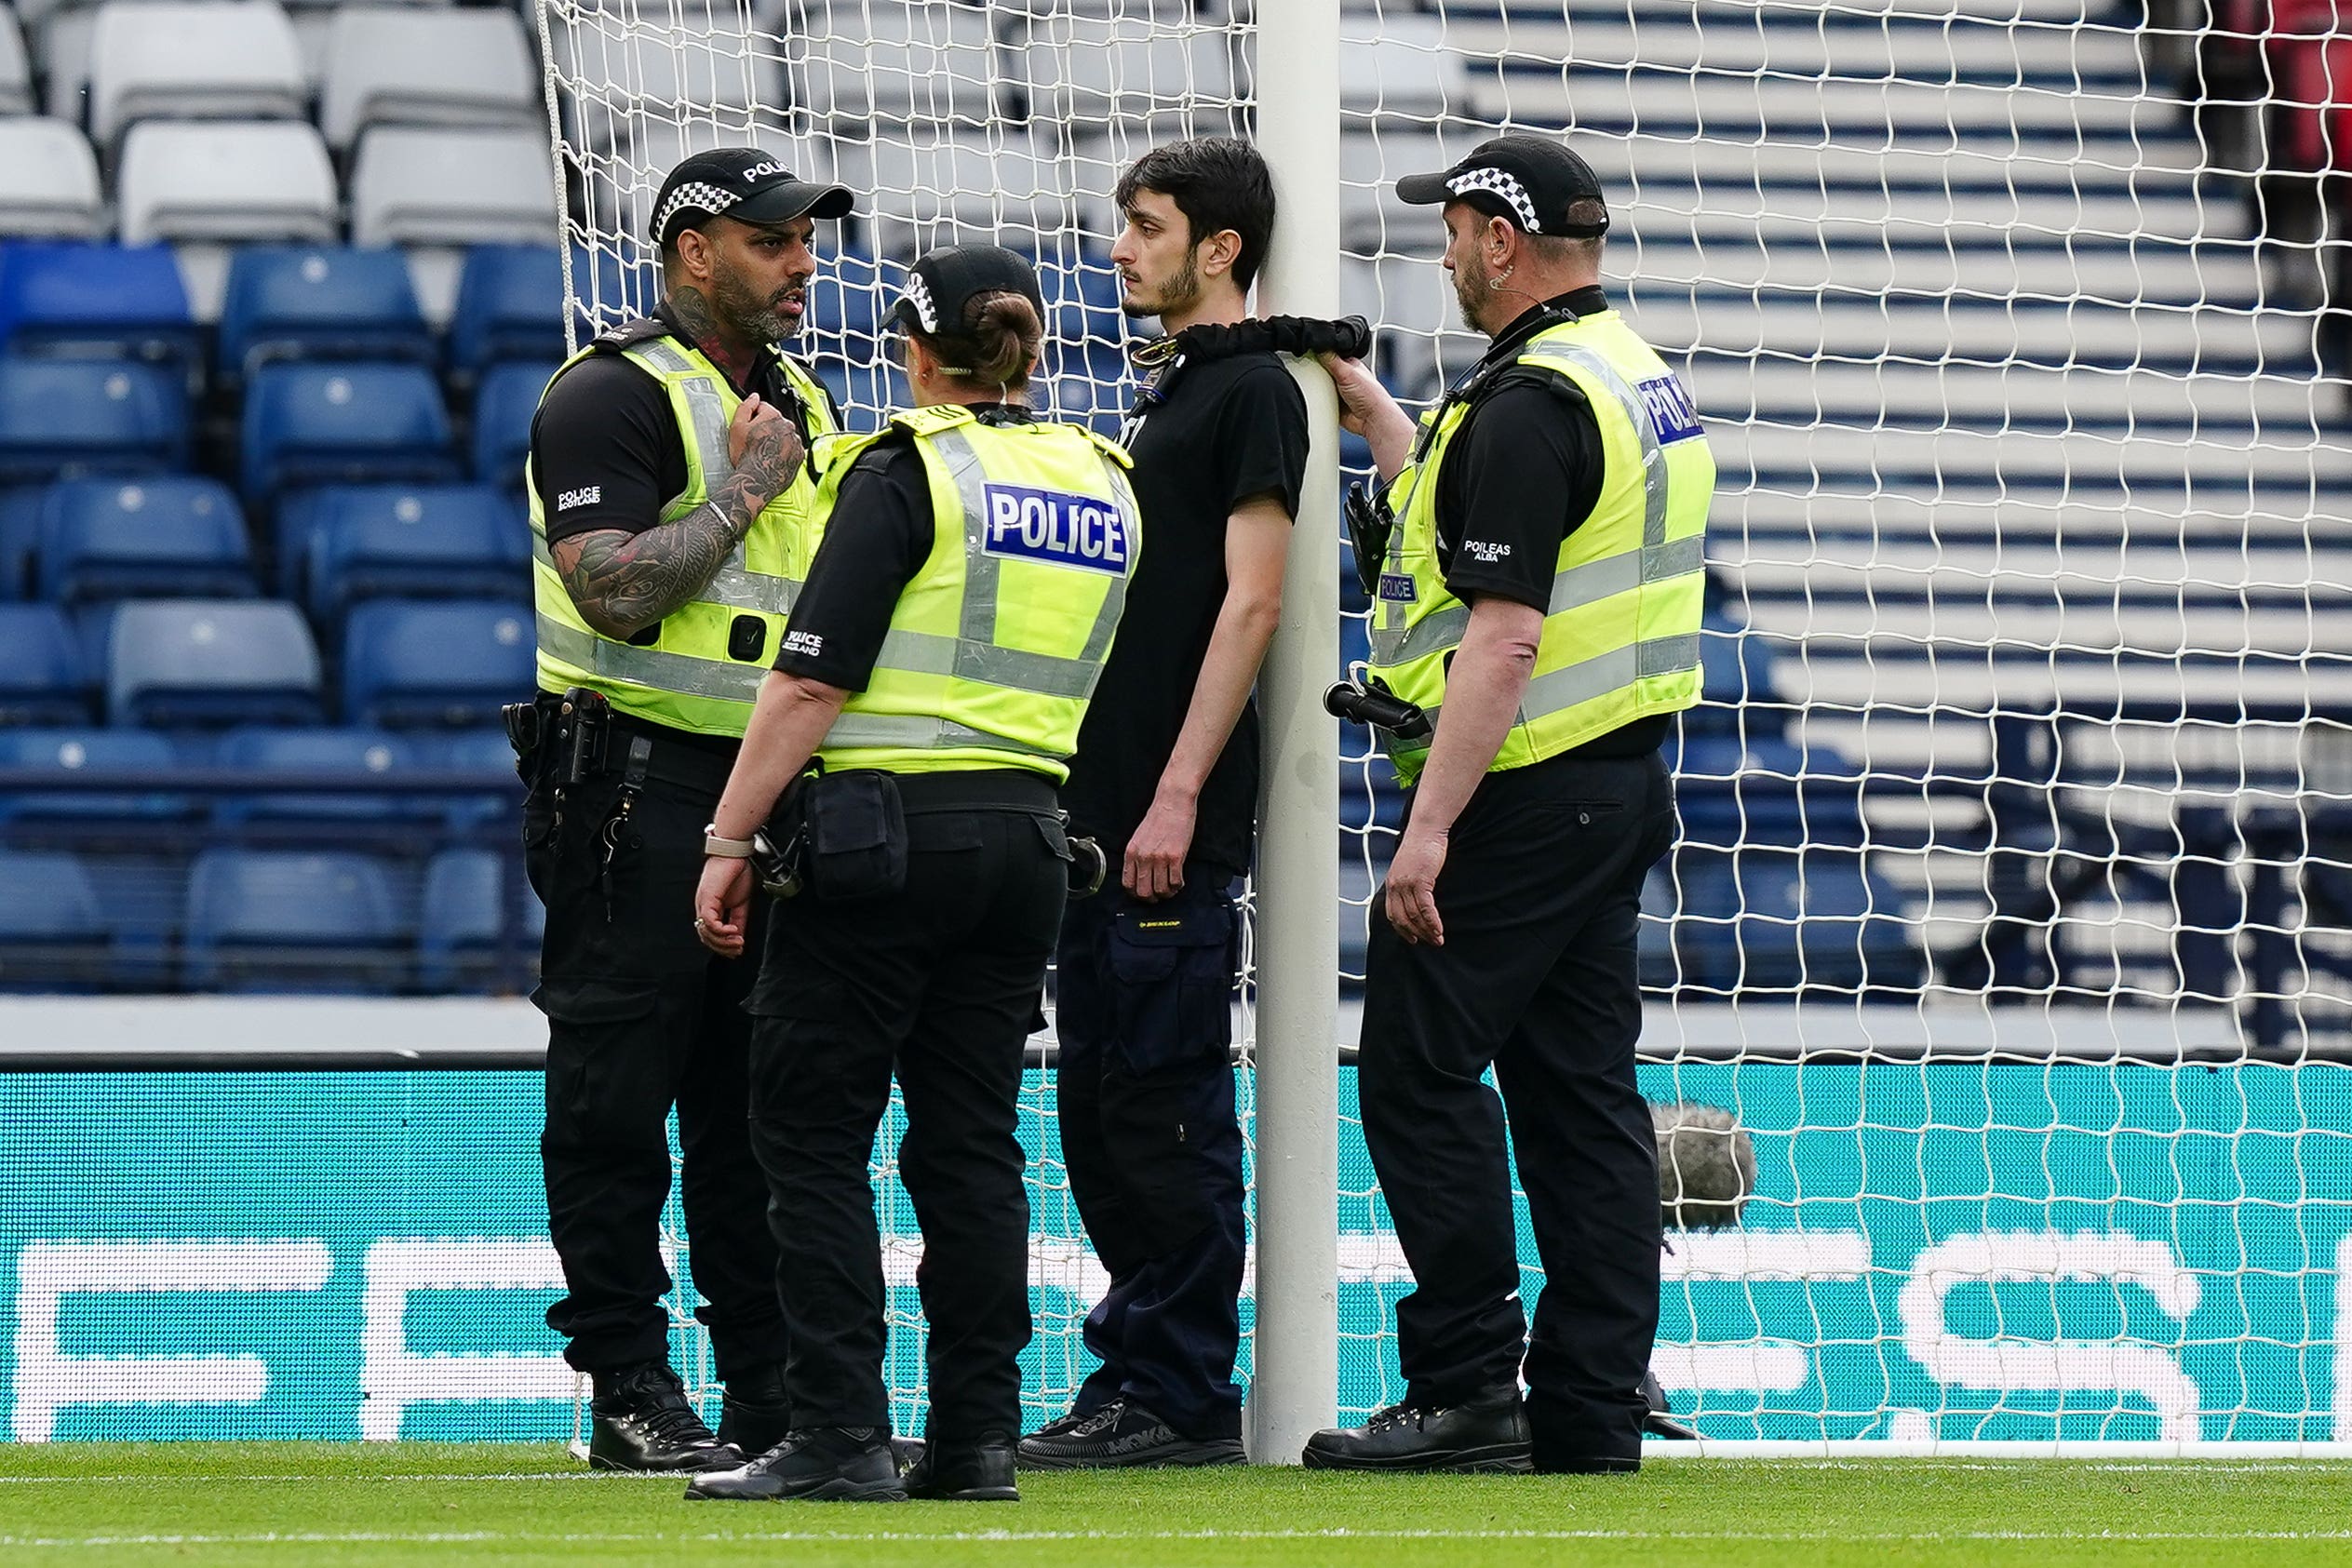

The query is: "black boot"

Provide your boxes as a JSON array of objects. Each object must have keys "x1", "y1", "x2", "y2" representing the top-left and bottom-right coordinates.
[
  {"x1": 716, "y1": 1363, "x2": 791, "y2": 1457},
  {"x1": 904, "y1": 1434, "x2": 1019, "y2": 1501},
  {"x1": 684, "y1": 1427, "x2": 907, "y2": 1502},
  {"x1": 1300, "y1": 1388, "x2": 1532, "y2": 1473},
  {"x1": 586, "y1": 1362, "x2": 737, "y2": 1473},
  {"x1": 1015, "y1": 1401, "x2": 1243, "y2": 1469},
  {"x1": 1641, "y1": 1368, "x2": 1700, "y2": 1441}
]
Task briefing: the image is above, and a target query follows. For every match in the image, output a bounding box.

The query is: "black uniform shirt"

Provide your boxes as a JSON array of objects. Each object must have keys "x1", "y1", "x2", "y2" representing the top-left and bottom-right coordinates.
[
  {"x1": 531, "y1": 302, "x2": 827, "y2": 547},
  {"x1": 1429, "y1": 285, "x2": 1668, "y2": 760},
  {"x1": 1060, "y1": 351, "x2": 1310, "y2": 879},
  {"x1": 772, "y1": 406, "x2": 1042, "y2": 692}
]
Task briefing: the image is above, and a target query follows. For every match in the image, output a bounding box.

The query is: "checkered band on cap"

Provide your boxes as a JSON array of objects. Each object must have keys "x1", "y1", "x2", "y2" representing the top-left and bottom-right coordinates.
[
  {"x1": 1447, "y1": 167, "x2": 1541, "y2": 233},
  {"x1": 901, "y1": 273, "x2": 942, "y2": 333},
  {"x1": 653, "y1": 181, "x2": 741, "y2": 242}
]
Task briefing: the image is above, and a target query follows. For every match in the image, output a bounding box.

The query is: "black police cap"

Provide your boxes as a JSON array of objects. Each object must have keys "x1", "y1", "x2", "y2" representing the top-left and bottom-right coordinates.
[
  {"x1": 890, "y1": 244, "x2": 1046, "y2": 338},
  {"x1": 1395, "y1": 135, "x2": 1610, "y2": 239},
  {"x1": 650, "y1": 147, "x2": 854, "y2": 247}
]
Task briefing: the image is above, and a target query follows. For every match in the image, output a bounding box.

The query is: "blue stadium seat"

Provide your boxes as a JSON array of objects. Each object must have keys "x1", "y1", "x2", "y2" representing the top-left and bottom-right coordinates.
[
  {"x1": 417, "y1": 847, "x2": 541, "y2": 992},
  {"x1": 0, "y1": 243, "x2": 197, "y2": 372},
  {"x1": 0, "y1": 358, "x2": 187, "y2": 482},
  {"x1": 182, "y1": 847, "x2": 404, "y2": 993},
  {"x1": 106, "y1": 599, "x2": 323, "y2": 729},
  {"x1": 212, "y1": 725, "x2": 423, "y2": 824},
  {"x1": 1033, "y1": 250, "x2": 1128, "y2": 381},
  {"x1": 449, "y1": 244, "x2": 565, "y2": 379},
  {"x1": 303, "y1": 483, "x2": 530, "y2": 621},
  {"x1": 0, "y1": 850, "x2": 108, "y2": 991},
  {"x1": 342, "y1": 597, "x2": 531, "y2": 729},
  {"x1": 0, "y1": 485, "x2": 43, "y2": 597},
  {"x1": 430, "y1": 726, "x2": 525, "y2": 829},
  {"x1": 1688, "y1": 606, "x2": 1784, "y2": 739},
  {"x1": 0, "y1": 729, "x2": 190, "y2": 827},
  {"x1": 817, "y1": 357, "x2": 914, "y2": 433},
  {"x1": 0, "y1": 603, "x2": 90, "y2": 724},
  {"x1": 36, "y1": 477, "x2": 254, "y2": 604},
  {"x1": 216, "y1": 245, "x2": 435, "y2": 382},
  {"x1": 80, "y1": 851, "x2": 185, "y2": 989},
  {"x1": 1722, "y1": 851, "x2": 1924, "y2": 993},
  {"x1": 239, "y1": 363, "x2": 457, "y2": 512},
  {"x1": 805, "y1": 246, "x2": 902, "y2": 354},
  {"x1": 471, "y1": 361, "x2": 557, "y2": 489},
  {"x1": 1042, "y1": 371, "x2": 1124, "y2": 439}
]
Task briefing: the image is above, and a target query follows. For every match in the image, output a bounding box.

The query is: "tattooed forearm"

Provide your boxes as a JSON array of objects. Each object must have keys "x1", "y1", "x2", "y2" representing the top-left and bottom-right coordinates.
[{"x1": 553, "y1": 507, "x2": 745, "y2": 639}]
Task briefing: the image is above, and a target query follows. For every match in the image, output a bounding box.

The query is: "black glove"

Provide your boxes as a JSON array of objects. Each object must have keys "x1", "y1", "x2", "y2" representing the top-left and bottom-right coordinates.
[
  {"x1": 1345, "y1": 480, "x2": 1393, "y2": 597},
  {"x1": 1167, "y1": 315, "x2": 1375, "y2": 363}
]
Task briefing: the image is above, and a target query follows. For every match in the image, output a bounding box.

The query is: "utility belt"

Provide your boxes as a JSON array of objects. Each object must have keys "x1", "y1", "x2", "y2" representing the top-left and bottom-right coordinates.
[
  {"x1": 504, "y1": 688, "x2": 737, "y2": 797},
  {"x1": 753, "y1": 763, "x2": 1104, "y2": 905}
]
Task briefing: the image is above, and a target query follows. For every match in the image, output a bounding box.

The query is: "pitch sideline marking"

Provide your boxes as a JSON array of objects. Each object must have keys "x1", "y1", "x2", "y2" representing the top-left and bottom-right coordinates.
[{"x1": 9, "y1": 1528, "x2": 2352, "y2": 1548}]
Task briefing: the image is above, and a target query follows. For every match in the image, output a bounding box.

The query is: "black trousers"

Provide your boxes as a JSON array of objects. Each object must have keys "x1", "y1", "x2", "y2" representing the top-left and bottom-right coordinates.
[
  {"x1": 526, "y1": 745, "x2": 786, "y2": 1380},
  {"x1": 1054, "y1": 867, "x2": 1248, "y2": 1441},
  {"x1": 744, "y1": 781, "x2": 1068, "y2": 1443},
  {"x1": 1359, "y1": 750, "x2": 1675, "y2": 1467}
]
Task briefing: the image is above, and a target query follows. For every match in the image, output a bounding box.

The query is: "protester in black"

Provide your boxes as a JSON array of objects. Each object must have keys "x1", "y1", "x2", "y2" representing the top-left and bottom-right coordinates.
[{"x1": 1020, "y1": 139, "x2": 1308, "y2": 1470}]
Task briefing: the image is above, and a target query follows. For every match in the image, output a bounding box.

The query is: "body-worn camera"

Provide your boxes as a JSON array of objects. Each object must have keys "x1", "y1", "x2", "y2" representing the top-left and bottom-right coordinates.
[{"x1": 1324, "y1": 667, "x2": 1431, "y2": 740}]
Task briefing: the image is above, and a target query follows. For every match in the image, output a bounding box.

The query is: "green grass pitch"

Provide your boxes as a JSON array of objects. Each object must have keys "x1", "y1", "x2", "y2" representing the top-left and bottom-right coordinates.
[{"x1": 3, "y1": 1443, "x2": 2350, "y2": 1566}]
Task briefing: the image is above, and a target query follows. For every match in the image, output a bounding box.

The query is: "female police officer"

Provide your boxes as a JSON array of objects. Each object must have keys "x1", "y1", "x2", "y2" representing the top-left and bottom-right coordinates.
[{"x1": 683, "y1": 244, "x2": 1141, "y2": 1505}]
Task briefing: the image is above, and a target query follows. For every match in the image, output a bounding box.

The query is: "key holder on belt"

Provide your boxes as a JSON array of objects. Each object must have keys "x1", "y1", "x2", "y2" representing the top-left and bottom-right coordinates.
[{"x1": 1325, "y1": 660, "x2": 1432, "y2": 741}]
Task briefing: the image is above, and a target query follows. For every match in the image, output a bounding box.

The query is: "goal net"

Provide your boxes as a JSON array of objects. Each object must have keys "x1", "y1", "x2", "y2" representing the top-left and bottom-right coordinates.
[{"x1": 541, "y1": 0, "x2": 2352, "y2": 1449}]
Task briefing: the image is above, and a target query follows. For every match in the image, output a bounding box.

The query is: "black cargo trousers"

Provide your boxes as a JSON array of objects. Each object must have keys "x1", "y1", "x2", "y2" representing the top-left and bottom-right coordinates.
[
  {"x1": 1359, "y1": 750, "x2": 1676, "y2": 1468},
  {"x1": 522, "y1": 711, "x2": 788, "y2": 1380}
]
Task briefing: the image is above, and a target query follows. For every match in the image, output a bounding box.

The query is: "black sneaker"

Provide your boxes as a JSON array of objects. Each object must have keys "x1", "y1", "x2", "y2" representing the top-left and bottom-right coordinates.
[
  {"x1": 684, "y1": 1427, "x2": 908, "y2": 1502},
  {"x1": 1641, "y1": 1368, "x2": 1700, "y2": 1441},
  {"x1": 715, "y1": 1363, "x2": 791, "y2": 1457},
  {"x1": 586, "y1": 1362, "x2": 738, "y2": 1473},
  {"x1": 1016, "y1": 1401, "x2": 1244, "y2": 1469},
  {"x1": 1300, "y1": 1389, "x2": 1532, "y2": 1473},
  {"x1": 1025, "y1": 1398, "x2": 1121, "y2": 1444},
  {"x1": 905, "y1": 1434, "x2": 1019, "y2": 1502}
]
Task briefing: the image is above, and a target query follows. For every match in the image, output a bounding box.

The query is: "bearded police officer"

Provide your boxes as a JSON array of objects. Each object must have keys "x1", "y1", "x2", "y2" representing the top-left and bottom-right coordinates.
[
  {"x1": 686, "y1": 246, "x2": 1141, "y2": 1505},
  {"x1": 1302, "y1": 136, "x2": 1712, "y2": 1475},
  {"x1": 518, "y1": 148, "x2": 851, "y2": 1471}
]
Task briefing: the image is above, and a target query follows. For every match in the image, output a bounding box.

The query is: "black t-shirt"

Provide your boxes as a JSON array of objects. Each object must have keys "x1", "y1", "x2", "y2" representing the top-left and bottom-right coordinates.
[
  {"x1": 1427, "y1": 286, "x2": 1669, "y2": 760},
  {"x1": 770, "y1": 407, "x2": 1037, "y2": 691},
  {"x1": 530, "y1": 303, "x2": 827, "y2": 546},
  {"x1": 1061, "y1": 351, "x2": 1310, "y2": 879}
]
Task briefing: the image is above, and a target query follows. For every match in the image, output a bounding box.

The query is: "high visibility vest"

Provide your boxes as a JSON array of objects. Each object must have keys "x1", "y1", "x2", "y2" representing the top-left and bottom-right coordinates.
[
  {"x1": 810, "y1": 405, "x2": 1142, "y2": 783},
  {"x1": 1367, "y1": 310, "x2": 1714, "y2": 784},
  {"x1": 526, "y1": 324, "x2": 838, "y2": 738}
]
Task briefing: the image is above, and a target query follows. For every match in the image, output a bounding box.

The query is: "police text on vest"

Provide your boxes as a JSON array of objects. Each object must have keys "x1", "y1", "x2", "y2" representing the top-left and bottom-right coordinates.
[
  {"x1": 1634, "y1": 375, "x2": 1705, "y2": 445},
  {"x1": 980, "y1": 484, "x2": 1132, "y2": 574}
]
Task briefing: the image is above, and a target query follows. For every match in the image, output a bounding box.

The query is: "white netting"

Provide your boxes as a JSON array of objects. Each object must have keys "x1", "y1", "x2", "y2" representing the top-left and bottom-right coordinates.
[{"x1": 550, "y1": 0, "x2": 2352, "y2": 1444}]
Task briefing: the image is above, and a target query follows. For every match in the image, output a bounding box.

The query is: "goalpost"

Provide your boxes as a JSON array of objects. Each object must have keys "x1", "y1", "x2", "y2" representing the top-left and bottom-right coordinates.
[{"x1": 539, "y1": 0, "x2": 2352, "y2": 1455}]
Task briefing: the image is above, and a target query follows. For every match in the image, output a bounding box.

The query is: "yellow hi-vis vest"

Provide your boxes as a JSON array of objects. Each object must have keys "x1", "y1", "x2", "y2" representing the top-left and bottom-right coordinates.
[
  {"x1": 808, "y1": 405, "x2": 1141, "y2": 783},
  {"x1": 526, "y1": 325, "x2": 838, "y2": 738},
  {"x1": 1367, "y1": 309, "x2": 1714, "y2": 784}
]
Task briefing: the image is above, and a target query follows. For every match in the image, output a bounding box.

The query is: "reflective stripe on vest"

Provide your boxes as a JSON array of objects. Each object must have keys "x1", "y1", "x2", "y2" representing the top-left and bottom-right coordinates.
[
  {"x1": 528, "y1": 330, "x2": 831, "y2": 737},
  {"x1": 817, "y1": 409, "x2": 1139, "y2": 779},
  {"x1": 1367, "y1": 311, "x2": 1713, "y2": 782}
]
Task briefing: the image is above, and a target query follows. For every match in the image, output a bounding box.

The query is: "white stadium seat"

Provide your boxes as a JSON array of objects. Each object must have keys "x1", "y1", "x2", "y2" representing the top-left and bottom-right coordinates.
[
  {"x1": 793, "y1": 0, "x2": 998, "y2": 128},
  {"x1": 1022, "y1": 15, "x2": 1232, "y2": 141},
  {"x1": 1338, "y1": 14, "x2": 1470, "y2": 124},
  {"x1": 551, "y1": 17, "x2": 782, "y2": 158},
  {"x1": 116, "y1": 119, "x2": 337, "y2": 245},
  {"x1": 348, "y1": 126, "x2": 558, "y2": 248},
  {"x1": 87, "y1": 1, "x2": 308, "y2": 150},
  {"x1": 835, "y1": 128, "x2": 1071, "y2": 258},
  {"x1": 39, "y1": 7, "x2": 96, "y2": 123},
  {"x1": 320, "y1": 7, "x2": 537, "y2": 152},
  {"x1": 0, "y1": 12, "x2": 34, "y2": 117},
  {"x1": 0, "y1": 116, "x2": 105, "y2": 237}
]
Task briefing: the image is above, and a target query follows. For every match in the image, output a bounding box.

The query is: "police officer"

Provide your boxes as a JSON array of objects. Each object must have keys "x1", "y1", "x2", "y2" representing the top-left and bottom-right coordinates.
[
  {"x1": 1300, "y1": 136, "x2": 1712, "y2": 1475},
  {"x1": 683, "y1": 245, "x2": 1141, "y2": 1505},
  {"x1": 1020, "y1": 138, "x2": 1307, "y2": 1470},
  {"x1": 519, "y1": 148, "x2": 851, "y2": 1471}
]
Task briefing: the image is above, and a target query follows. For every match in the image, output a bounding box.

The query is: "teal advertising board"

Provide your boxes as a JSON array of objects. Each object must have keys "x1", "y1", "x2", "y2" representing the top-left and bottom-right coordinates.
[{"x1": 3, "y1": 1063, "x2": 2348, "y2": 1441}]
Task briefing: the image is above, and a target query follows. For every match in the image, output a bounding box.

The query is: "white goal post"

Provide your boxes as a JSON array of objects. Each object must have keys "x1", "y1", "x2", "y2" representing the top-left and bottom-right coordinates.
[{"x1": 538, "y1": 0, "x2": 2352, "y2": 1455}]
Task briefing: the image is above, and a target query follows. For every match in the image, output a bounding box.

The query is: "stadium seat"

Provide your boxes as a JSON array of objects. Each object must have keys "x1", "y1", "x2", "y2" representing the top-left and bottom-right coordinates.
[
  {"x1": 319, "y1": 7, "x2": 535, "y2": 152},
  {"x1": 303, "y1": 483, "x2": 529, "y2": 620},
  {"x1": 841, "y1": 130, "x2": 1071, "y2": 259},
  {"x1": 793, "y1": 0, "x2": 994, "y2": 127},
  {"x1": 342, "y1": 597, "x2": 532, "y2": 729},
  {"x1": 0, "y1": 728, "x2": 190, "y2": 826},
  {"x1": 0, "y1": 243, "x2": 198, "y2": 371},
  {"x1": 1020, "y1": 15, "x2": 1232, "y2": 141},
  {"x1": 215, "y1": 246, "x2": 435, "y2": 382},
  {"x1": 448, "y1": 245, "x2": 567, "y2": 379},
  {"x1": 0, "y1": 849, "x2": 108, "y2": 990},
  {"x1": 417, "y1": 847, "x2": 541, "y2": 992},
  {"x1": 37, "y1": 7, "x2": 96, "y2": 124},
  {"x1": 1687, "y1": 608, "x2": 1786, "y2": 738},
  {"x1": 106, "y1": 598, "x2": 323, "y2": 728},
  {"x1": 211, "y1": 725, "x2": 422, "y2": 824},
  {"x1": 1337, "y1": 16, "x2": 1469, "y2": 124},
  {"x1": 348, "y1": 126, "x2": 560, "y2": 249},
  {"x1": 430, "y1": 725, "x2": 525, "y2": 831},
  {"x1": 0, "y1": 359, "x2": 188, "y2": 482},
  {"x1": 556, "y1": 19, "x2": 783, "y2": 159},
  {"x1": 471, "y1": 361, "x2": 558, "y2": 489},
  {"x1": 0, "y1": 485, "x2": 47, "y2": 596},
  {"x1": 238, "y1": 363, "x2": 458, "y2": 511},
  {"x1": 804, "y1": 245, "x2": 901, "y2": 355},
  {"x1": 115, "y1": 120, "x2": 339, "y2": 248},
  {"x1": 1033, "y1": 249, "x2": 1128, "y2": 380},
  {"x1": 0, "y1": 14, "x2": 35, "y2": 117},
  {"x1": 36, "y1": 476, "x2": 254, "y2": 604},
  {"x1": 0, "y1": 603, "x2": 91, "y2": 723},
  {"x1": 87, "y1": 0, "x2": 307, "y2": 150},
  {"x1": 0, "y1": 119, "x2": 104, "y2": 239},
  {"x1": 182, "y1": 847, "x2": 404, "y2": 992}
]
